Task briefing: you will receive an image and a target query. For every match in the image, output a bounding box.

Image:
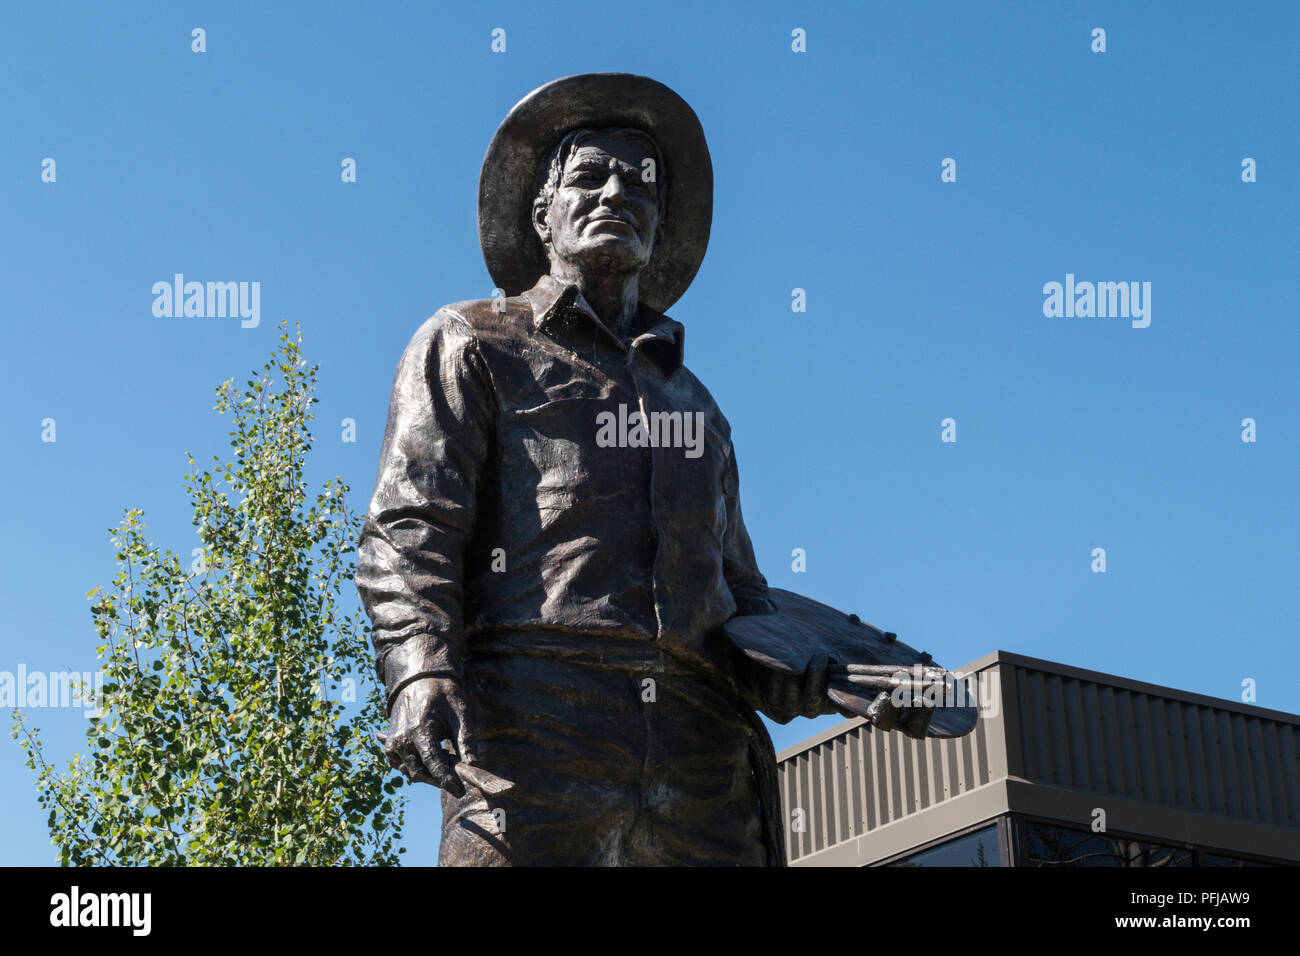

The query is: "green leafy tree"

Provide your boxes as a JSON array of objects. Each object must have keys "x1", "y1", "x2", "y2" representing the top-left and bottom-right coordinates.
[{"x1": 13, "y1": 326, "x2": 405, "y2": 865}]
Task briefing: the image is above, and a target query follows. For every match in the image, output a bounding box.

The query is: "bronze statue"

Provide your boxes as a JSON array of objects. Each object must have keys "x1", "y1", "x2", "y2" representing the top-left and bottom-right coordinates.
[{"x1": 356, "y1": 74, "x2": 974, "y2": 866}]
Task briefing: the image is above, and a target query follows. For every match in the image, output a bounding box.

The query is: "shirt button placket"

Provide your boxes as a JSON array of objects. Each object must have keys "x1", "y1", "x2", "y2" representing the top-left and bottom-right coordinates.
[{"x1": 628, "y1": 349, "x2": 665, "y2": 642}]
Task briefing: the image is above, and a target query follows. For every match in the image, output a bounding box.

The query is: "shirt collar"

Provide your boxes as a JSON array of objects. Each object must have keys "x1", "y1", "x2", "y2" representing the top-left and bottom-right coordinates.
[{"x1": 522, "y1": 273, "x2": 685, "y2": 373}]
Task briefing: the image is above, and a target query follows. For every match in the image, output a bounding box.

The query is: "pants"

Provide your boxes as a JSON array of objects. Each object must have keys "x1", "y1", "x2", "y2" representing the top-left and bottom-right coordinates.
[{"x1": 438, "y1": 628, "x2": 773, "y2": 866}]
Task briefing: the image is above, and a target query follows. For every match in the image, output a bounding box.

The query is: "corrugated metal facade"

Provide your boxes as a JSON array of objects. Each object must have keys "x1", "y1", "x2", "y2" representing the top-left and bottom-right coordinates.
[
  {"x1": 781, "y1": 686, "x2": 996, "y2": 861},
  {"x1": 776, "y1": 651, "x2": 1300, "y2": 864},
  {"x1": 1009, "y1": 664, "x2": 1297, "y2": 829}
]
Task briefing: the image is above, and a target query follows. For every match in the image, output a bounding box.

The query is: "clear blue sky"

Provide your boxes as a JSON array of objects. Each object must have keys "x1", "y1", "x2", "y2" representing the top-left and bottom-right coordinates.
[{"x1": 2, "y1": 2, "x2": 1296, "y2": 865}]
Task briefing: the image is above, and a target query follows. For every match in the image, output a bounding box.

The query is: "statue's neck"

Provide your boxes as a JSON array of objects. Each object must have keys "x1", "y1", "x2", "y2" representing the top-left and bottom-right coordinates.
[{"x1": 550, "y1": 266, "x2": 640, "y2": 340}]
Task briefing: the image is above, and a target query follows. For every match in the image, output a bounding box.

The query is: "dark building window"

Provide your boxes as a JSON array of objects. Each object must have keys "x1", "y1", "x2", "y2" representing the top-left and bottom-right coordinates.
[
  {"x1": 1202, "y1": 853, "x2": 1269, "y2": 867},
  {"x1": 885, "y1": 823, "x2": 1001, "y2": 867},
  {"x1": 1021, "y1": 821, "x2": 1192, "y2": 867}
]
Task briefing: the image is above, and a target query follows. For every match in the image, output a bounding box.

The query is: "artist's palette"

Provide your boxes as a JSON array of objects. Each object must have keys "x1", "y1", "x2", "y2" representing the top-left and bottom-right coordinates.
[{"x1": 724, "y1": 588, "x2": 979, "y2": 738}]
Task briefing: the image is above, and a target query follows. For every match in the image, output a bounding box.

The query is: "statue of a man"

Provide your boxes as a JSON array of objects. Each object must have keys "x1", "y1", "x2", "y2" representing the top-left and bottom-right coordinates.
[{"x1": 357, "y1": 74, "x2": 860, "y2": 865}]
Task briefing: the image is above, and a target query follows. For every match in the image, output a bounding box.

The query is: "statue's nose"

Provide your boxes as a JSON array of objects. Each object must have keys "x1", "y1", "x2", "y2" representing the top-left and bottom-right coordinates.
[{"x1": 598, "y1": 173, "x2": 628, "y2": 205}]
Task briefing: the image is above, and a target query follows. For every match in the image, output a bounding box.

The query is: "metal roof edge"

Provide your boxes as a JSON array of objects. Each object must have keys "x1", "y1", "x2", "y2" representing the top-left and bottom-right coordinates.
[
  {"x1": 776, "y1": 715, "x2": 867, "y2": 762},
  {"x1": 776, "y1": 648, "x2": 1300, "y2": 763},
  {"x1": 988, "y1": 649, "x2": 1300, "y2": 725}
]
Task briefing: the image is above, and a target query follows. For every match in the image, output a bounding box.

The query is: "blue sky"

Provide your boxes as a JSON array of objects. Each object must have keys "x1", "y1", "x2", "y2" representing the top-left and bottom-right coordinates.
[{"x1": 2, "y1": 1, "x2": 1296, "y2": 865}]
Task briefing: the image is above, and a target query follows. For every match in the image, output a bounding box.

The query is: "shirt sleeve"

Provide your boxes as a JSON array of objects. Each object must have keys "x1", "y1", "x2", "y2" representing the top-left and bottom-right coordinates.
[
  {"x1": 355, "y1": 308, "x2": 494, "y2": 712},
  {"x1": 721, "y1": 444, "x2": 776, "y2": 616}
]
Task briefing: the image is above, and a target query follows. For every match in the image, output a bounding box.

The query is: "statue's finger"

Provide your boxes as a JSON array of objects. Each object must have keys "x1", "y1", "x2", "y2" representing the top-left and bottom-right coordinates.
[
  {"x1": 844, "y1": 664, "x2": 904, "y2": 675},
  {"x1": 439, "y1": 690, "x2": 477, "y2": 764},
  {"x1": 456, "y1": 720, "x2": 478, "y2": 765},
  {"x1": 826, "y1": 683, "x2": 878, "y2": 719},
  {"x1": 845, "y1": 673, "x2": 904, "y2": 690},
  {"x1": 414, "y1": 725, "x2": 465, "y2": 798},
  {"x1": 865, "y1": 691, "x2": 899, "y2": 731},
  {"x1": 843, "y1": 664, "x2": 950, "y2": 682},
  {"x1": 400, "y1": 752, "x2": 439, "y2": 786}
]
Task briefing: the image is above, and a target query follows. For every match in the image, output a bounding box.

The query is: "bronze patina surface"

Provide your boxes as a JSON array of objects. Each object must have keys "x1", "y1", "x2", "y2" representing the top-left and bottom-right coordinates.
[{"x1": 356, "y1": 73, "x2": 974, "y2": 866}]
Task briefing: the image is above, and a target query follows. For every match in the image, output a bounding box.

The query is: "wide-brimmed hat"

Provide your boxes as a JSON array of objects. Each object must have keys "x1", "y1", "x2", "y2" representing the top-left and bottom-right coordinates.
[{"x1": 478, "y1": 73, "x2": 713, "y2": 313}]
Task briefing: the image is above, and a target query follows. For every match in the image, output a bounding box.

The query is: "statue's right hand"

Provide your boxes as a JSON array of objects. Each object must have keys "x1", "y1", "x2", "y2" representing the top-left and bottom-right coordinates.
[{"x1": 380, "y1": 676, "x2": 475, "y2": 798}]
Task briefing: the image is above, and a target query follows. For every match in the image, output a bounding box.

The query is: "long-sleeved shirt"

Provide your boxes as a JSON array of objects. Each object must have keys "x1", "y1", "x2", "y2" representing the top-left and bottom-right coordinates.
[{"x1": 355, "y1": 273, "x2": 774, "y2": 710}]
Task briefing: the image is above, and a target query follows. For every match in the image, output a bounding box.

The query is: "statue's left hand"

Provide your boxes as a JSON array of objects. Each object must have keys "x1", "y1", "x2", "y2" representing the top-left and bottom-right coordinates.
[{"x1": 738, "y1": 653, "x2": 833, "y2": 723}]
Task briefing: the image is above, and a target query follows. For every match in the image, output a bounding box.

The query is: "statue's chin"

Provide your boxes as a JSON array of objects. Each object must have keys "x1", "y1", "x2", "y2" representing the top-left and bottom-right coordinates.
[{"x1": 555, "y1": 244, "x2": 651, "y2": 280}]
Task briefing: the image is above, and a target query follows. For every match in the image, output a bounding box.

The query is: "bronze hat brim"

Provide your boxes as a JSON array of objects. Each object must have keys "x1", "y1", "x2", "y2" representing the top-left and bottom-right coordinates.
[{"x1": 477, "y1": 73, "x2": 713, "y2": 314}]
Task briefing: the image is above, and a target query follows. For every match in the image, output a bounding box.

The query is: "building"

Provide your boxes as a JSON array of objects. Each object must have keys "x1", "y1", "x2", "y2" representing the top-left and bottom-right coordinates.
[{"x1": 777, "y1": 650, "x2": 1299, "y2": 866}]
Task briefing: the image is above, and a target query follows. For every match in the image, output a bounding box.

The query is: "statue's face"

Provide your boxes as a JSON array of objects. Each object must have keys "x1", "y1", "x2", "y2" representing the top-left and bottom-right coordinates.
[{"x1": 536, "y1": 131, "x2": 661, "y2": 278}]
